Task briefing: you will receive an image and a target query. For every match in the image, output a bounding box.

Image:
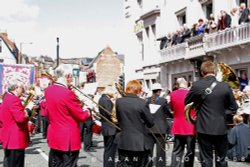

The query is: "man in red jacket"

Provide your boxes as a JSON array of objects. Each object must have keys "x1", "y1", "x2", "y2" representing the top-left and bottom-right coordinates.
[
  {"x1": 45, "y1": 65, "x2": 90, "y2": 167},
  {"x1": 170, "y1": 78, "x2": 196, "y2": 167},
  {"x1": 1, "y1": 79, "x2": 30, "y2": 167}
]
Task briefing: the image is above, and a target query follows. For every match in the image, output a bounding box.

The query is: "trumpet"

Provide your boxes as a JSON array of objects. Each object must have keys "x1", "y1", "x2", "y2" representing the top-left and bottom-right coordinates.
[{"x1": 71, "y1": 86, "x2": 121, "y2": 131}]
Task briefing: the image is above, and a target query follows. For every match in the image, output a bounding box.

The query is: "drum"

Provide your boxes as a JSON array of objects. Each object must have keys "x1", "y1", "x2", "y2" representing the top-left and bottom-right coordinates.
[{"x1": 92, "y1": 120, "x2": 101, "y2": 135}]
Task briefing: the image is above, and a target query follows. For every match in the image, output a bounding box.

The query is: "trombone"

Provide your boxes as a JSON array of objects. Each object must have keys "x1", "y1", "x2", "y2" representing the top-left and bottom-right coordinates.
[
  {"x1": 71, "y1": 85, "x2": 121, "y2": 131},
  {"x1": 41, "y1": 71, "x2": 121, "y2": 131}
]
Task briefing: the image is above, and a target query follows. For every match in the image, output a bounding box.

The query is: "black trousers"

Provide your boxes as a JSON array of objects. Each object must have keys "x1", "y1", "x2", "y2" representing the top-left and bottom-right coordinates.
[
  {"x1": 197, "y1": 133, "x2": 228, "y2": 167},
  {"x1": 4, "y1": 149, "x2": 25, "y2": 167},
  {"x1": 42, "y1": 116, "x2": 49, "y2": 138},
  {"x1": 82, "y1": 120, "x2": 93, "y2": 150},
  {"x1": 170, "y1": 135, "x2": 196, "y2": 167},
  {"x1": 117, "y1": 149, "x2": 151, "y2": 167},
  {"x1": 149, "y1": 134, "x2": 166, "y2": 167},
  {"x1": 49, "y1": 149, "x2": 79, "y2": 167},
  {"x1": 103, "y1": 135, "x2": 117, "y2": 167}
]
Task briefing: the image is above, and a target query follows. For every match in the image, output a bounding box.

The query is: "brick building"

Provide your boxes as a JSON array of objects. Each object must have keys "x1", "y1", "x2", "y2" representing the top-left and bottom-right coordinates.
[{"x1": 87, "y1": 47, "x2": 124, "y2": 87}]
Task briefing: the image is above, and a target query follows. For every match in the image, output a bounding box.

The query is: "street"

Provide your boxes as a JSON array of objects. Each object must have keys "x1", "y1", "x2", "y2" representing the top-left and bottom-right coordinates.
[{"x1": 0, "y1": 133, "x2": 249, "y2": 167}]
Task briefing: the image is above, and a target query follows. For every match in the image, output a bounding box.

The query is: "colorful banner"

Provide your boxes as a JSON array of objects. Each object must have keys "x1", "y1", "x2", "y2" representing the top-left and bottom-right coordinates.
[{"x1": 0, "y1": 64, "x2": 35, "y2": 95}]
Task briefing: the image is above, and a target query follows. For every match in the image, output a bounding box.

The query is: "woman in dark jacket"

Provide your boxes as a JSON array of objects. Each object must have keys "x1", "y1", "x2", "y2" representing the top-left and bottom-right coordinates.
[{"x1": 116, "y1": 80, "x2": 154, "y2": 167}]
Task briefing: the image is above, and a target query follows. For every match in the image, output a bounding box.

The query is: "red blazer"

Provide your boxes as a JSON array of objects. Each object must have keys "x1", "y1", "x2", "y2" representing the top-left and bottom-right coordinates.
[
  {"x1": 0, "y1": 104, "x2": 2, "y2": 143},
  {"x1": 40, "y1": 99, "x2": 47, "y2": 117},
  {"x1": 1, "y1": 93, "x2": 29, "y2": 149},
  {"x1": 170, "y1": 89, "x2": 196, "y2": 135},
  {"x1": 45, "y1": 84, "x2": 90, "y2": 151}
]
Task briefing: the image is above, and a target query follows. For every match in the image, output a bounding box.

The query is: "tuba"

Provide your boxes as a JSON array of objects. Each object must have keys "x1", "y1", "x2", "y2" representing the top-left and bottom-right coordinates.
[{"x1": 184, "y1": 62, "x2": 240, "y2": 124}]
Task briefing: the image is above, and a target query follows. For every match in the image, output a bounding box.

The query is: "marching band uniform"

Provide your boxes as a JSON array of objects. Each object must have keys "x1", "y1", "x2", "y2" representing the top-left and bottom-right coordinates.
[
  {"x1": 147, "y1": 83, "x2": 171, "y2": 167},
  {"x1": 1, "y1": 92, "x2": 29, "y2": 167},
  {"x1": 45, "y1": 81, "x2": 90, "y2": 167},
  {"x1": 116, "y1": 92, "x2": 154, "y2": 167},
  {"x1": 185, "y1": 61, "x2": 238, "y2": 167},
  {"x1": 170, "y1": 78, "x2": 196, "y2": 167},
  {"x1": 99, "y1": 93, "x2": 117, "y2": 167}
]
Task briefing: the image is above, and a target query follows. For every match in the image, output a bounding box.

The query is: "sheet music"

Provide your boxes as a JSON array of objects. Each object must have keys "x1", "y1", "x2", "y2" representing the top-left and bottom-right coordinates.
[{"x1": 149, "y1": 104, "x2": 161, "y2": 114}]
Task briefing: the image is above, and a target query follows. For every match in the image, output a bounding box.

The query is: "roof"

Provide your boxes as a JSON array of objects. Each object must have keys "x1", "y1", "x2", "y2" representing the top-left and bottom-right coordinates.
[
  {"x1": 0, "y1": 32, "x2": 19, "y2": 62},
  {"x1": 87, "y1": 46, "x2": 123, "y2": 69}
]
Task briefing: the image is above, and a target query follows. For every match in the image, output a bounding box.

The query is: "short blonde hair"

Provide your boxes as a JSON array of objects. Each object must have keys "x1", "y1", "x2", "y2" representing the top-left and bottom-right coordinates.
[
  {"x1": 125, "y1": 80, "x2": 142, "y2": 95},
  {"x1": 233, "y1": 115, "x2": 243, "y2": 124}
]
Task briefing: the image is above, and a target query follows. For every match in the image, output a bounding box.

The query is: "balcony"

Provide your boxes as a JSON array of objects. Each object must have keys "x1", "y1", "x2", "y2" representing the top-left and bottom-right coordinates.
[
  {"x1": 185, "y1": 35, "x2": 205, "y2": 59},
  {"x1": 203, "y1": 23, "x2": 250, "y2": 53},
  {"x1": 160, "y1": 43, "x2": 186, "y2": 63}
]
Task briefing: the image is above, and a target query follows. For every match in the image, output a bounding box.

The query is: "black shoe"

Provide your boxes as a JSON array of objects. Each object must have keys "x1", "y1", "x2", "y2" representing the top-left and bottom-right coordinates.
[{"x1": 84, "y1": 148, "x2": 96, "y2": 152}]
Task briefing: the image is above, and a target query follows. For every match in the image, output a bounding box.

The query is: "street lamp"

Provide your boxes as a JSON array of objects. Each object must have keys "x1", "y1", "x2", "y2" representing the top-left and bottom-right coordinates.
[{"x1": 19, "y1": 42, "x2": 33, "y2": 64}]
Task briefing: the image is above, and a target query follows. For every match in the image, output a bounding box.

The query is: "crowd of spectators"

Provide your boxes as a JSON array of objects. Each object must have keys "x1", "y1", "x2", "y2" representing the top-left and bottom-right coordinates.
[{"x1": 159, "y1": 2, "x2": 250, "y2": 50}]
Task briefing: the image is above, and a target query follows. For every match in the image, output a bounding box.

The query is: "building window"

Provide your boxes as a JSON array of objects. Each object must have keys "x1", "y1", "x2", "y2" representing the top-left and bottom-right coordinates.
[
  {"x1": 205, "y1": 3, "x2": 213, "y2": 19},
  {"x1": 145, "y1": 27, "x2": 150, "y2": 38},
  {"x1": 175, "y1": 7, "x2": 187, "y2": 26},
  {"x1": 137, "y1": 32, "x2": 144, "y2": 61},
  {"x1": 137, "y1": 0, "x2": 142, "y2": 8},
  {"x1": 151, "y1": 24, "x2": 156, "y2": 46}
]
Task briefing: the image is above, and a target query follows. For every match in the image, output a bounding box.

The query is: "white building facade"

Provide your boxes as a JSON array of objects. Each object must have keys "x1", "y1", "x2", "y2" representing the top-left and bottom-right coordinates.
[
  {"x1": 124, "y1": 0, "x2": 250, "y2": 90},
  {"x1": 0, "y1": 35, "x2": 18, "y2": 64}
]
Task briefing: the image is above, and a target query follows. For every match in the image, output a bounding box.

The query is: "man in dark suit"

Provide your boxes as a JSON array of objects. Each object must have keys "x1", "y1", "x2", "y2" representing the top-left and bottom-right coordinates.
[
  {"x1": 227, "y1": 114, "x2": 250, "y2": 161},
  {"x1": 98, "y1": 86, "x2": 117, "y2": 167},
  {"x1": 116, "y1": 80, "x2": 155, "y2": 167},
  {"x1": 185, "y1": 61, "x2": 238, "y2": 167},
  {"x1": 239, "y1": 2, "x2": 250, "y2": 25},
  {"x1": 147, "y1": 83, "x2": 171, "y2": 167}
]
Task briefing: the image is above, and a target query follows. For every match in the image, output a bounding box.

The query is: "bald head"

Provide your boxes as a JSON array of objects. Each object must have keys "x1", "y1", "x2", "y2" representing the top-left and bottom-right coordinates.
[{"x1": 176, "y1": 77, "x2": 188, "y2": 89}]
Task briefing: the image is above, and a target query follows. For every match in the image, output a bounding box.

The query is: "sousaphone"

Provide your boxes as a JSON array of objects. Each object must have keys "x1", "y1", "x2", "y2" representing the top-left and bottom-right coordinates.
[{"x1": 184, "y1": 62, "x2": 240, "y2": 124}]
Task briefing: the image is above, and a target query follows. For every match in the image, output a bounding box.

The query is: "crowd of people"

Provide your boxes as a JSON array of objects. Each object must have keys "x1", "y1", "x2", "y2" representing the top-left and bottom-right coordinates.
[
  {"x1": 159, "y1": 2, "x2": 250, "y2": 50},
  {"x1": 0, "y1": 61, "x2": 250, "y2": 167}
]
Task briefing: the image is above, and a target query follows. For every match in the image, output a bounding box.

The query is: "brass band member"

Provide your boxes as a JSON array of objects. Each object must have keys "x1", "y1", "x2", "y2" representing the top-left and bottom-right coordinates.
[
  {"x1": 185, "y1": 61, "x2": 238, "y2": 167},
  {"x1": 98, "y1": 85, "x2": 117, "y2": 167},
  {"x1": 147, "y1": 83, "x2": 171, "y2": 167},
  {"x1": 116, "y1": 80, "x2": 154, "y2": 166},
  {"x1": 45, "y1": 65, "x2": 90, "y2": 167},
  {"x1": 170, "y1": 78, "x2": 196, "y2": 167},
  {"x1": 1, "y1": 79, "x2": 31, "y2": 167}
]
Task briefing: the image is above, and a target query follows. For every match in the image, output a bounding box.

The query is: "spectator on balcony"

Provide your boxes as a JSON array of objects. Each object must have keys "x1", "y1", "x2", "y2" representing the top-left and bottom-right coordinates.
[
  {"x1": 159, "y1": 36, "x2": 168, "y2": 50},
  {"x1": 206, "y1": 14, "x2": 218, "y2": 33},
  {"x1": 171, "y1": 30, "x2": 182, "y2": 45},
  {"x1": 231, "y1": 7, "x2": 239, "y2": 28},
  {"x1": 197, "y1": 18, "x2": 206, "y2": 35},
  {"x1": 218, "y1": 10, "x2": 232, "y2": 30},
  {"x1": 191, "y1": 23, "x2": 199, "y2": 36},
  {"x1": 239, "y1": 2, "x2": 250, "y2": 24},
  {"x1": 182, "y1": 24, "x2": 191, "y2": 42}
]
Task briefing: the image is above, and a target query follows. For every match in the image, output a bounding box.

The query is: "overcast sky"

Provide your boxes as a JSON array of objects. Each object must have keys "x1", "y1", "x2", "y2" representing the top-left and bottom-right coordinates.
[{"x1": 0, "y1": 0, "x2": 126, "y2": 59}]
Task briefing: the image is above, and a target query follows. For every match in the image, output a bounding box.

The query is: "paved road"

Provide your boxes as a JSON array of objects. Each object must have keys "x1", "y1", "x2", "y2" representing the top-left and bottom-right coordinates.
[{"x1": 1, "y1": 133, "x2": 250, "y2": 167}]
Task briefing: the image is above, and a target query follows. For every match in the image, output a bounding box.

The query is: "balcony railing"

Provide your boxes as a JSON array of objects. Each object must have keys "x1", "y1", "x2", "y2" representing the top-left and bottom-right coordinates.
[
  {"x1": 204, "y1": 23, "x2": 250, "y2": 52},
  {"x1": 185, "y1": 35, "x2": 205, "y2": 59},
  {"x1": 160, "y1": 43, "x2": 186, "y2": 63}
]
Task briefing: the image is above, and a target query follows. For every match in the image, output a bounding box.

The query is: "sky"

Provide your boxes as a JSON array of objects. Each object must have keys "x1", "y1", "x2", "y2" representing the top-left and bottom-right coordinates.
[{"x1": 0, "y1": 0, "x2": 126, "y2": 59}]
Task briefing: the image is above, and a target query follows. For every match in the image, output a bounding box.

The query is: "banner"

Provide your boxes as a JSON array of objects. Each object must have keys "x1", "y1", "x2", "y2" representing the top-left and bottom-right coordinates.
[{"x1": 0, "y1": 64, "x2": 35, "y2": 95}]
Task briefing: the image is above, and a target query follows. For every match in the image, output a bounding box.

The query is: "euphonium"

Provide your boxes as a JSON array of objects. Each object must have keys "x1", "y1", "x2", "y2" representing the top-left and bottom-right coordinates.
[{"x1": 184, "y1": 62, "x2": 240, "y2": 124}]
